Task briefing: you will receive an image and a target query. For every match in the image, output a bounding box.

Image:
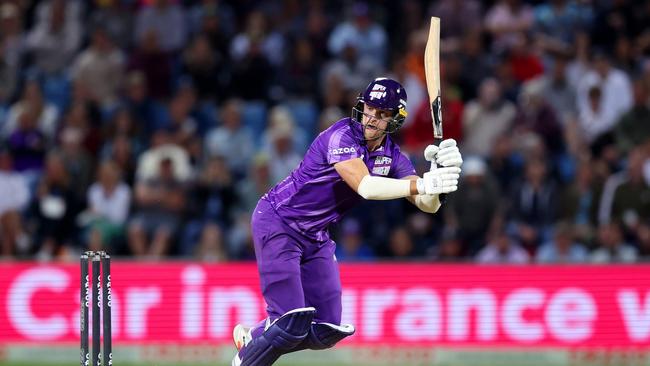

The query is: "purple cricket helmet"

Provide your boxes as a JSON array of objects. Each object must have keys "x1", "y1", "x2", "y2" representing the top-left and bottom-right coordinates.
[{"x1": 352, "y1": 77, "x2": 408, "y2": 136}]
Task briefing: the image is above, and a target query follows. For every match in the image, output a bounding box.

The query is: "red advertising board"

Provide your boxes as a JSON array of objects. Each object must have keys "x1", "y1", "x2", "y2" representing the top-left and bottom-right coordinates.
[{"x1": 0, "y1": 263, "x2": 648, "y2": 348}]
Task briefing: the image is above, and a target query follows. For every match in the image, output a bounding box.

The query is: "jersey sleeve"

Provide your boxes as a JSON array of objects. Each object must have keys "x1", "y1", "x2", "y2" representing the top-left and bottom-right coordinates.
[
  {"x1": 326, "y1": 126, "x2": 362, "y2": 164},
  {"x1": 391, "y1": 151, "x2": 417, "y2": 179}
]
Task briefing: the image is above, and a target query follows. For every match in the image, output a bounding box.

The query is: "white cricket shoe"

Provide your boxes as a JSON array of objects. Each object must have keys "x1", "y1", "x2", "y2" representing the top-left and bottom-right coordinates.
[{"x1": 233, "y1": 324, "x2": 251, "y2": 351}]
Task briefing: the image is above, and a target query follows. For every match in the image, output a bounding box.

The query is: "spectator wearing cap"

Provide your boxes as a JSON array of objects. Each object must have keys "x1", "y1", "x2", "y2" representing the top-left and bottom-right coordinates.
[
  {"x1": 536, "y1": 222, "x2": 587, "y2": 263},
  {"x1": 335, "y1": 219, "x2": 375, "y2": 261},
  {"x1": 445, "y1": 156, "x2": 502, "y2": 255},
  {"x1": 262, "y1": 106, "x2": 304, "y2": 184}
]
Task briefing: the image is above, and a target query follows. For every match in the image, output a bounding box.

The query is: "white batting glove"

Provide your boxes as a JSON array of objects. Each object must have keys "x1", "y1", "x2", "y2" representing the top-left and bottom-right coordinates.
[
  {"x1": 424, "y1": 139, "x2": 463, "y2": 170},
  {"x1": 416, "y1": 167, "x2": 460, "y2": 195}
]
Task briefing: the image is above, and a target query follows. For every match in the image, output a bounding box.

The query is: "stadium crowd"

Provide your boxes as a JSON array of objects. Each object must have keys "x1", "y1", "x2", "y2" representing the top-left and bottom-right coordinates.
[{"x1": 0, "y1": 0, "x2": 649, "y2": 263}]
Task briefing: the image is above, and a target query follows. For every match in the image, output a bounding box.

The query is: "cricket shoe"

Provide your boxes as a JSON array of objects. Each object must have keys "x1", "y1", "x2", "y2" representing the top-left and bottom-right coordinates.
[{"x1": 233, "y1": 324, "x2": 252, "y2": 351}]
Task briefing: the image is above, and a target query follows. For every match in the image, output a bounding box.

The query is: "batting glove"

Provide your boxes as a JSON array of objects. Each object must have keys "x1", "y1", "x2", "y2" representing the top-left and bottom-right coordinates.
[{"x1": 416, "y1": 167, "x2": 460, "y2": 195}]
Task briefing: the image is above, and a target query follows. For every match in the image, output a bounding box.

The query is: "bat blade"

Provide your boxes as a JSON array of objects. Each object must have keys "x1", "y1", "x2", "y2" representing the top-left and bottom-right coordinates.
[{"x1": 424, "y1": 17, "x2": 443, "y2": 143}]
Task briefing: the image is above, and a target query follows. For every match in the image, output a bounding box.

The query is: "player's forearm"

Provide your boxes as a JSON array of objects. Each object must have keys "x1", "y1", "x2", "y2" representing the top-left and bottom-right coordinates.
[
  {"x1": 356, "y1": 175, "x2": 419, "y2": 200},
  {"x1": 413, "y1": 194, "x2": 441, "y2": 213}
]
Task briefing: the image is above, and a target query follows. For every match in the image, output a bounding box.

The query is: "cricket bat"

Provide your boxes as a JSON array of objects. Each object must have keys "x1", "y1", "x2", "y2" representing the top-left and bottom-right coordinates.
[
  {"x1": 424, "y1": 16, "x2": 449, "y2": 202},
  {"x1": 424, "y1": 16, "x2": 443, "y2": 169}
]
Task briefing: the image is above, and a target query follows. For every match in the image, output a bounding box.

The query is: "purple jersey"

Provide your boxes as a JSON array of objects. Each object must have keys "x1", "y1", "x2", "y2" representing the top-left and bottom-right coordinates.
[{"x1": 264, "y1": 118, "x2": 416, "y2": 241}]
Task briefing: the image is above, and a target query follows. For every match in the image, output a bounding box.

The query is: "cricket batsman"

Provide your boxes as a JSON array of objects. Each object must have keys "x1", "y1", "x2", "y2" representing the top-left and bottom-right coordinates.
[{"x1": 232, "y1": 77, "x2": 463, "y2": 366}]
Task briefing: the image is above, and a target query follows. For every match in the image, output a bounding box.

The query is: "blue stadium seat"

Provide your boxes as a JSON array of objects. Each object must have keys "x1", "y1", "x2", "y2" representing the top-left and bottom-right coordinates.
[
  {"x1": 42, "y1": 75, "x2": 71, "y2": 112},
  {"x1": 241, "y1": 100, "x2": 267, "y2": 144}
]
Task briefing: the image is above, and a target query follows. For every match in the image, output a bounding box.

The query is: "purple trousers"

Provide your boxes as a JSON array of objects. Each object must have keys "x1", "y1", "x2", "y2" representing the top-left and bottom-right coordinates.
[{"x1": 251, "y1": 198, "x2": 342, "y2": 325}]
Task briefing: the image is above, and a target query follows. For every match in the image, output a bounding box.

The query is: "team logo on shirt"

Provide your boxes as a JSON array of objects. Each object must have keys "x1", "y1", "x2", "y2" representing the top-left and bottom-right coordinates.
[
  {"x1": 372, "y1": 156, "x2": 392, "y2": 176},
  {"x1": 330, "y1": 147, "x2": 356, "y2": 155}
]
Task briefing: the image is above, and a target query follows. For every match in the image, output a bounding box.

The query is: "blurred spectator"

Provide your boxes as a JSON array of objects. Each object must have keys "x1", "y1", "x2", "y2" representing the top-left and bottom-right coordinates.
[
  {"x1": 506, "y1": 32, "x2": 544, "y2": 83},
  {"x1": 6, "y1": 109, "x2": 47, "y2": 173},
  {"x1": 328, "y1": 2, "x2": 387, "y2": 70},
  {"x1": 335, "y1": 219, "x2": 375, "y2": 261},
  {"x1": 230, "y1": 10, "x2": 285, "y2": 67},
  {"x1": 135, "y1": 129, "x2": 191, "y2": 183},
  {"x1": 533, "y1": 0, "x2": 593, "y2": 54},
  {"x1": 537, "y1": 53, "x2": 577, "y2": 125},
  {"x1": 281, "y1": 37, "x2": 320, "y2": 100},
  {"x1": 484, "y1": 0, "x2": 534, "y2": 53},
  {"x1": 3, "y1": 78, "x2": 59, "y2": 139},
  {"x1": 58, "y1": 102, "x2": 102, "y2": 156},
  {"x1": 192, "y1": 0, "x2": 236, "y2": 57},
  {"x1": 508, "y1": 158, "x2": 557, "y2": 251},
  {"x1": 458, "y1": 29, "x2": 493, "y2": 102},
  {"x1": 514, "y1": 77, "x2": 564, "y2": 155},
  {"x1": 181, "y1": 34, "x2": 222, "y2": 102},
  {"x1": 590, "y1": 221, "x2": 638, "y2": 263},
  {"x1": 70, "y1": 27, "x2": 125, "y2": 109},
  {"x1": 82, "y1": 160, "x2": 130, "y2": 253},
  {"x1": 181, "y1": 156, "x2": 236, "y2": 258},
  {"x1": 103, "y1": 108, "x2": 143, "y2": 155},
  {"x1": 488, "y1": 135, "x2": 523, "y2": 194},
  {"x1": 576, "y1": 51, "x2": 633, "y2": 145},
  {"x1": 461, "y1": 78, "x2": 516, "y2": 157},
  {"x1": 57, "y1": 124, "x2": 94, "y2": 201},
  {"x1": 603, "y1": 147, "x2": 650, "y2": 232},
  {"x1": 636, "y1": 219, "x2": 650, "y2": 259},
  {"x1": 445, "y1": 157, "x2": 502, "y2": 255},
  {"x1": 615, "y1": 81, "x2": 650, "y2": 155},
  {"x1": 429, "y1": 0, "x2": 482, "y2": 41},
  {"x1": 25, "y1": 0, "x2": 83, "y2": 75},
  {"x1": 121, "y1": 71, "x2": 165, "y2": 134},
  {"x1": 204, "y1": 99, "x2": 254, "y2": 177},
  {"x1": 428, "y1": 231, "x2": 464, "y2": 262},
  {"x1": 88, "y1": 0, "x2": 134, "y2": 50},
  {"x1": 194, "y1": 223, "x2": 227, "y2": 261},
  {"x1": 128, "y1": 31, "x2": 173, "y2": 100},
  {"x1": 102, "y1": 135, "x2": 137, "y2": 185},
  {"x1": 262, "y1": 108, "x2": 303, "y2": 184},
  {"x1": 387, "y1": 226, "x2": 416, "y2": 259},
  {"x1": 262, "y1": 105, "x2": 308, "y2": 155},
  {"x1": 236, "y1": 153, "x2": 272, "y2": 214},
  {"x1": 0, "y1": 2, "x2": 25, "y2": 103},
  {"x1": 128, "y1": 156, "x2": 187, "y2": 258},
  {"x1": 135, "y1": 0, "x2": 187, "y2": 53},
  {"x1": 30, "y1": 152, "x2": 81, "y2": 260},
  {"x1": 535, "y1": 222, "x2": 588, "y2": 263},
  {"x1": 166, "y1": 94, "x2": 198, "y2": 148},
  {"x1": 0, "y1": 148, "x2": 30, "y2": 257},
  {"x1": 476, "y1": 228, "x2": 530, "y2": 264},
  {"x1": 558, "y1": 161, "x2": 602, "y2": 244}
]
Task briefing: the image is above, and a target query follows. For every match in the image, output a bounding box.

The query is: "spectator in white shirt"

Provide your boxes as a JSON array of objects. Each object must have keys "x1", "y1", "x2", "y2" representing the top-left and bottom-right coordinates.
[
  {"x1": 85, "y1": 160, "x2": 131, "y2": 252},
  {"x1": 577, "y1": 51, "x2": 632, "y2": 144}
]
